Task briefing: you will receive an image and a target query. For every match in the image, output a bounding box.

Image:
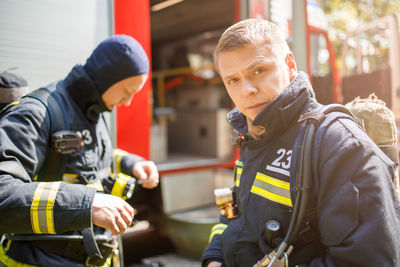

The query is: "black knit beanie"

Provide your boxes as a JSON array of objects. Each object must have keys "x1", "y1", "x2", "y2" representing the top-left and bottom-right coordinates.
[{"x1": 83, "y1": 35, "x2": 149, "y2": 95}]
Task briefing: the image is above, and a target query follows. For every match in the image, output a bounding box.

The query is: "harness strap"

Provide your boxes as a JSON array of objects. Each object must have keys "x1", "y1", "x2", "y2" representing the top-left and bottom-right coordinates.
[
  {"x1": 25, "y1": 88, "x2": 70, "y2": 181},
  {"x1": 285, "y1": 104, "x2": 357, "y2": 259},
  {"x1": 82, "y1": 227, "x2": 103, "y2": 265}
]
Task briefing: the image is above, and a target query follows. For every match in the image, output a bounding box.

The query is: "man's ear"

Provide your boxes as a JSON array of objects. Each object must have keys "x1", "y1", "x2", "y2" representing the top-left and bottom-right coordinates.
[{"x1": 286, "y1": 52, "x2": 297, "y2": 82}]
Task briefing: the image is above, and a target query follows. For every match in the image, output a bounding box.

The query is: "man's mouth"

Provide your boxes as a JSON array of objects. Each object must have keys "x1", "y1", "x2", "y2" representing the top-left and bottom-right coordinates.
[{"x1": 247, "y1": 102, "x2": 268, "y2": 111}]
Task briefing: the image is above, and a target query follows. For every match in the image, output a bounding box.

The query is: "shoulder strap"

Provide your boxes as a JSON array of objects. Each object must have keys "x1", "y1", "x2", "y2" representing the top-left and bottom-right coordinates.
[
  {"x1": 25, "y1": 88, "x2": 70, "y2": 181},
  {"x1": 288, "y1": 104, "x2": 356, "y2": 245},
  {"x1": 298, "y1": 104, "x2": 357, "y2": 127},
  {"x1": 261, "y1": 105, "x2": 357, "y2": 261}
]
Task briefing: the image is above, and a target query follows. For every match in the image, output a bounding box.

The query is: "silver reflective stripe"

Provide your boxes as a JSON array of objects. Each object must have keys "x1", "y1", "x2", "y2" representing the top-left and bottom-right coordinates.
[
  {"x1": 251, "y1": 172, "x2": 292, "y2": 207},
  {"x1": 31, "y1": 182, "x2": 61, "y2": 234},
  {"x1": 252, "y1": 179, "x2": 291, "y2": 199},
  {"x1": 0, "y1": 161, "x2": 30, "y2": 180}
]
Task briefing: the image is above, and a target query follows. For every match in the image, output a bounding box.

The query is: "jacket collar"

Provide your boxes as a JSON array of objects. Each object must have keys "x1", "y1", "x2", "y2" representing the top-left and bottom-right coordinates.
[
  {"x1": 227, "y1": 72, "x2": 316, "y2": 140},
  {"x1": 61, "y1": 65, "x2": 109, "y2": 123}
]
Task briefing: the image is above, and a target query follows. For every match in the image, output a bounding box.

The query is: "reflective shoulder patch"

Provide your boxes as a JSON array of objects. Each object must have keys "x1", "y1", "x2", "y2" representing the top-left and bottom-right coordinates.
[{"x1": 251, "y1": 172, "x2": 292, "y2": 207}]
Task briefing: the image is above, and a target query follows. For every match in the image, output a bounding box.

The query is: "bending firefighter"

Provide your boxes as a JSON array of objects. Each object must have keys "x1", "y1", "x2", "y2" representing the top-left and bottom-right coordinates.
[
  {"x1": 202, "y1": 19, "x2": 400, "y2": 267},
  {"x1": 0, "y1": 35, "x2": 159, "y2": 266}
]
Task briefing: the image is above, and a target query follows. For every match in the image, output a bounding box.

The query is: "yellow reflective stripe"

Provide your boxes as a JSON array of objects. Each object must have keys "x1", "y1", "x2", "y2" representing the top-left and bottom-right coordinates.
[
  {"x1": 211, "y1": 223, "x2": 227, "y2": 232},
  {"x1": 113, "y1": 149, "x2": 128, "y2": 157},
  {"x1": 2, "y1": 100, "x2": 20, "y2": 111},
  {"x1": 208, "y1": 223, "x2": 227, "y2": 243},
  {"x1": 256, "y1": 173, "x2": 290, "y2": 190},
  {"x1": 45, "y1": 183, "x2": 60, "y2": 234},
  {"x1": 116, "y1": 154, "x2": 123, "y2": 174},
  {"x1": 31, "y1": 183, "x2": 45, "y2": 233},
  {"x1": 251, "y1": 172, "x2": 292, "y2": 207},
  {"x1": 235, "y1": 167, "x2": 242, "y2": 187},
  {"x1": 113, "y1": 149, "x2": 128, "y2": 174},
  {"x1": 62, "y1": 173, "x2": 79, "y2": 184},
  {"x1": 209, "y1": 230, "x2": 225, "y2": 242},
  {"x1": 111, "y1": 173, "x2": 130, "y2": 198},
  {"x1": 235, "y1": 160, "x2": 243, "y2": 167},
  {"x1": 234, "y1": 160, "x2": 243, "y2": 187},
  {"x1": 62, "y1": 172, "x2": 106, "y2": 191},
  {"x1": 235, "y1": 179, "x2": 240, "y2": 187},
  {"x1": 0, "y1": 243, "x2": 37, "y2": 267},
  {"x1": 30, "y1": 182, "x2": 61, "y2": 234},
  {"x1": 9, "y1": 100, "x2": 20, "y2": 106},
  {"x1": 4, "y1": 239, "x2": 11, "y2": 252},
  {"x1": 86, "y1": 180, "x2": 104, "y2": 191}
]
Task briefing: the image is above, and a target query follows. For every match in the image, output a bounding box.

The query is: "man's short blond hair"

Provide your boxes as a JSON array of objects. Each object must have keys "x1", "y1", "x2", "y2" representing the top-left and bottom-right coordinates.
[{"x1": 215, "y1": 19, "x2": 289, "y2": 65}]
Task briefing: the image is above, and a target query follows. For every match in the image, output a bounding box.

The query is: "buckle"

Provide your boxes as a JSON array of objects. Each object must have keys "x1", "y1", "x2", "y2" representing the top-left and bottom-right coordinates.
[{"x1": 51, "y1": 130, "x2": 83, "y2": 154}]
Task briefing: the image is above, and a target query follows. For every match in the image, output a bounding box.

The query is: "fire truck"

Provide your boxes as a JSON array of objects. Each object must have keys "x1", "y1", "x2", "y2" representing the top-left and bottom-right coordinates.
[{"x1": 119, "y1": 1, "x2": 341, "y2": 264}]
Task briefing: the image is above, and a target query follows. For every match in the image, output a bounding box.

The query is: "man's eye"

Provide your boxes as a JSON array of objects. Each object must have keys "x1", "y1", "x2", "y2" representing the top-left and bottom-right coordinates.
[
  {"x1": 228, "y1": 78, "x2": 239, "y2": 85},
  {"x1": 254, "y1": 68, "x2": 265, "y2": 75}
]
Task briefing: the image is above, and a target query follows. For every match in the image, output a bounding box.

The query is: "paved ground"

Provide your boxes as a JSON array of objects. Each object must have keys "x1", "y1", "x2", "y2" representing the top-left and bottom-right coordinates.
[{"x1": 126, "y1": 253, "x2": 201, "y2": 267}]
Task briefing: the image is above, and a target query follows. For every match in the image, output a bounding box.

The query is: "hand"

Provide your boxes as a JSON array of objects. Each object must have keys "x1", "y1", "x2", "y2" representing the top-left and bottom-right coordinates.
[
  {"x1": 132, "y1": 160, "x2": 159, "y2": 189},
  {"x1": 207, "y1": 262, "x2": 222, "y2": 267},
  {"x1": 92, "y1": 193, "x2": 134, "y2": 235}
]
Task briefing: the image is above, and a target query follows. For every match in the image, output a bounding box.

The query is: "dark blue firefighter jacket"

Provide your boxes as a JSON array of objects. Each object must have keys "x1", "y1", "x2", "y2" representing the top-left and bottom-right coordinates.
[
  {"x1": 0, "y1": 65, "x2": 144, "y2": 266},
  {"x1": 202, "y1": 72, "x2": 400, "y2": 267}
]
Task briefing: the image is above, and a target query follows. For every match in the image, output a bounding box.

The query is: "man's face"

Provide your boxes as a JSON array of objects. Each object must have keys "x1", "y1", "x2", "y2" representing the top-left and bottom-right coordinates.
[
  {"x1": 102, "y1": 74, "x2": 148, "y2": 110},
  {"x1": 218, "y1": 43, "x2": 295, "y2": 121}
]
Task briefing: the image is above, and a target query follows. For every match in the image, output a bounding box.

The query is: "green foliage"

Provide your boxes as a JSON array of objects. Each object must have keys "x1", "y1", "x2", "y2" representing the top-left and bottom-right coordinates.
[
  {"x1": 318, "y1": 0, "x2": 400, "y2": 72},
  {"x1": 321, "y1": 0, "x2": 400, "y2": 31}
]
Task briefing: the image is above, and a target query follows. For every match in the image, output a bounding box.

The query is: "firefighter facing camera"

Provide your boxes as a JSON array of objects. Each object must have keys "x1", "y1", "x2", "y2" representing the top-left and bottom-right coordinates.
[
  {"x1": 202, "y1": 19, "x2": 400, "y2": 267},
  {"x1": 0, "y1": 35, "x2": 159, "y2": 266}
]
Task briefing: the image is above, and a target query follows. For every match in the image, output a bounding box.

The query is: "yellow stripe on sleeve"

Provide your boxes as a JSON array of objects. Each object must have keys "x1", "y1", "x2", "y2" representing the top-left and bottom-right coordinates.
[
  {"x1": 113, "y1": 149, "x2": 128, "y2": 174},
  {"x1": 45, "y1": 182, "x2": 61, "y2": 234},
  {"x1": 208, "y1": 223, "x2": 227, "y2": 243},
  {"x1": 31, "y1": 183, "x2": 45, "y2": 233},
  {"x1": 30, "y1": 182, "x2": 61, "y2": 234},
  {"x1": 111, "y1": 173, "x2": 130, "y2": 198}
]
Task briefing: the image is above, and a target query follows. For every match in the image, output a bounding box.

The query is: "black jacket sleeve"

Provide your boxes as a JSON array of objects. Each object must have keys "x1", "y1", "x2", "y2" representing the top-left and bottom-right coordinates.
[
  {"x1": 113, "y1": 148, "x2": 145, "y2": 177},
  {"x1": 0, "y1": 98, "x2": 96, "y2": 234},
  {"x1": 305, "y1": 117, "x2": 400, "y2": 266},
  {"x1": 201, "y1": 215, "x2": 228, "y2": 266}
]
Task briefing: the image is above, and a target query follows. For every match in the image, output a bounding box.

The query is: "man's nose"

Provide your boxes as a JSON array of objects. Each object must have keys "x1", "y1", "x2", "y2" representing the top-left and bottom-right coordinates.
[
  {"x1": 242, "y1": 79, "x2": 257, "y2": 96},
  {"x1": 123, "y1": 93, "x2": 134, "y2": 106}
]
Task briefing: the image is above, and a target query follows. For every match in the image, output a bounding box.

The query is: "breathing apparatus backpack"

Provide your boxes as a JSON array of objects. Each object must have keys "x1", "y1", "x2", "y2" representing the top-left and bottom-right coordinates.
[
  {"x1": 254, "y1": 94, "x2": 400, "y2": 267},
  {"x1": 345, "y1": 94, "x2": 400, "y2": 194}
]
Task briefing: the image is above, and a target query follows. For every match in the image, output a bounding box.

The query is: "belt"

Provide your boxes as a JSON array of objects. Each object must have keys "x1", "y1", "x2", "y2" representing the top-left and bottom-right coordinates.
[{"x1": 4, "y1": 229, "x2": 117, "y2": 266}]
